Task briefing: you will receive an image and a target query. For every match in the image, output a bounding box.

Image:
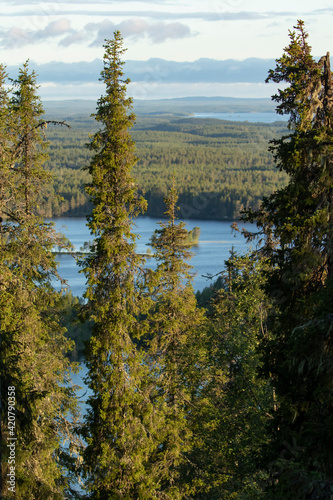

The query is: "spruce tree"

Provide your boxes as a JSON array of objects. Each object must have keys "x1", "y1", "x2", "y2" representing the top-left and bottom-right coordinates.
[
  {"x1": 243, "y1": 21, "x2": 333, "y2": 497},
  {"x1": 145, "y1": 184, "x2": 206, "y2": 498},
  {"x1": 0, "y1": 64, "x2": 12, "y2": 219},
  {"x1": 80, "y1": 31, "x2": 163, "y2": 498},
  {"x1": 186, "y1": 254, "x2": 273, "y2": 499},
  {"x1": 0, "y1": 62, "x2": 80, "y2": 498}
]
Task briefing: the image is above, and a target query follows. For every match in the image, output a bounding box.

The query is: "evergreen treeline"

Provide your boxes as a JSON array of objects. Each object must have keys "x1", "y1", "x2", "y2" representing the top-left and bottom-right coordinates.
[
  {"x1": 1, "y1": 21, "x2": 332, "y2": 500},
  {"x1": 41, "y1": 106, "x2": 288, "y2": 220}
]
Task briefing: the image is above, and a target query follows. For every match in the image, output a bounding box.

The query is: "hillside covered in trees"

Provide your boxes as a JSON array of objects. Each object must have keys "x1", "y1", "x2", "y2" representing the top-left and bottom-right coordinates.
[
  {"x1": 40, "y1": 102, "x2": 288, "y2": 220},
  {"x1": 1, "y1": 21, "x2": 332, "y2": 500}
]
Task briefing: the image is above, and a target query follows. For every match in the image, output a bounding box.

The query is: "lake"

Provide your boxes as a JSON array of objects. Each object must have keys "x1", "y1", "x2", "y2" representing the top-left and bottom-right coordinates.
[
  {"x1": 59, "y1": 215, "x2": 257, "y2": 449},
  {"x1": 193, "y1": 112, "x2": 288, "y2": 123},
  {"x1": 50, "y1": 216, "x2": 257, "y2": 296}
]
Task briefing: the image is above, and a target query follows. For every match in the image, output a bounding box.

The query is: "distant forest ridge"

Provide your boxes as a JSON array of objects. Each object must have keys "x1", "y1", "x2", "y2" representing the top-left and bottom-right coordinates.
[
  {"x1": 41, "y1": 97, "x2": 288, "y2": 221},
  {"x1": 44, "y1": 96, "x2": 277, "y2": 118}
]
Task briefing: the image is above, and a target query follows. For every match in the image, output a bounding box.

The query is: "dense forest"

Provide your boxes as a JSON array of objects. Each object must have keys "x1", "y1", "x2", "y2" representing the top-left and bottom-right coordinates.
[
  {"x1": 1, "y1": 21, "x2": 333, "y2": 500},
  {"x1": 41, "y1": 104, "x2": 288, "y2": 220}
]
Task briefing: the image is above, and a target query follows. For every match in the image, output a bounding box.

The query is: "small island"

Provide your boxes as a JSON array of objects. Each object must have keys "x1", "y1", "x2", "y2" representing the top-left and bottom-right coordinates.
[{"x1": 183, "y1": 226, "x2": 201, "y2": 247}]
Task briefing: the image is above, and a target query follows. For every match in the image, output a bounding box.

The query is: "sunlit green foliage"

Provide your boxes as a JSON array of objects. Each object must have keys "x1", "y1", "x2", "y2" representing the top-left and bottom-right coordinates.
[
  {"x1": 1, "y1": 20, "x2": 332, "y2": 500},
  {"x1": 80, "y1": 32, "x2": 166, "y2": 498},
  {"x1": 0, "y1": 62, "x2": 80, "y2": 499},
  {"x1": 143, "y1": 184, "x2": 207, "y2": 498},
  {"x1": 41, "y1": 111, "x2": 288, "y2": 220}
]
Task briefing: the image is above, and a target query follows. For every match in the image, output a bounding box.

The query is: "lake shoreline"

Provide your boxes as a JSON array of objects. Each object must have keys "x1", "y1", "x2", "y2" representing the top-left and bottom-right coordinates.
[
  {"x1": 49, "y1": 214, "x2": 244, "y2": 223},
  {"x1": 50, "y1": 217, "x2": 256, "y2": 297}
]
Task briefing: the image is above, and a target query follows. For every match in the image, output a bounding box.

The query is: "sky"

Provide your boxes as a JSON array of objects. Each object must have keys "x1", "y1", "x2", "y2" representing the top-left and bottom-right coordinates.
[{"x1": 1, "y1": 0, "x2": 333, "y2": 100}]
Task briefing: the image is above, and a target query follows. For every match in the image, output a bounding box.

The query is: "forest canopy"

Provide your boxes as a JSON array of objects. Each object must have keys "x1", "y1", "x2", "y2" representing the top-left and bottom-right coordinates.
[
  {"x1": 41, "y1": 107, "x2": 288, "y2": 220},
  {"x1": 1, "y1": 20, "x2": 332, "y2": 500}
]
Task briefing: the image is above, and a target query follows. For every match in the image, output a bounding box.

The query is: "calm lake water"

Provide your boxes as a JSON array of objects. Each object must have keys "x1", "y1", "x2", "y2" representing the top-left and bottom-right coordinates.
[
  {"x1": 192, "y1": 112, "x2": 288, "y2": 123},
  {"x1": 57, "y1": 214, "x2": 258, "y2": 461},
  {"x1": 50, "y1": 216, "x2": 256, "y2": 296},
  {"x1": 58, "y1": 216, "x2": 257, "y2": 424}
]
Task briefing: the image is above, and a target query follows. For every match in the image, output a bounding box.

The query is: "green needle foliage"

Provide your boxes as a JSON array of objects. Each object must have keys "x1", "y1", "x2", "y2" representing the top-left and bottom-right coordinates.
[
  {"x1": 243, "y1": 21, "x2": 333, "y2": 498},
  {"x1": 0, "y1": 64, "x2": 14, "y2": 206},
  {"x1": 184, "y1": 254, "x2": 273, "y2": 499},
  {"x1": 0, "y1": 62, "x2": 80, "y2": 499},
  {"x1": 145, "y1": 183, "x2": 206, "y2": 498},
  {"x1": 3, "y1": 21, "x2": 333, "y2": 500},
  {"x1": 80, "y1": 31, "x2": 164, "y2": 498}
]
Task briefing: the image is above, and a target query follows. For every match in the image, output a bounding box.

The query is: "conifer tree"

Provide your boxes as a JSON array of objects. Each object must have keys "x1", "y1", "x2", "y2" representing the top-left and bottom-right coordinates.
[
  {"x1": 243, "y1": 21, "x2": 333, "y2": 497},
  {"x1": 145, "y1": 184, "x2": 206, "y2": 498},
  {"x1": 80, "y1": 31, "x2": 163, "y2": 498},
  {"x1": 186, "y1": 254, "x2": 273, "y2": 499},
  {"x1": 0, "y1": 62, "x2": 80, "y2": 498}
]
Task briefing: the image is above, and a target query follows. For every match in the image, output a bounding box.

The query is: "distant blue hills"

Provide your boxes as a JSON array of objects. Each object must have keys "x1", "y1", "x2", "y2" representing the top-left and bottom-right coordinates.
[{"x1": 6, "y1": 57, "x2": 276, "y2": 85}]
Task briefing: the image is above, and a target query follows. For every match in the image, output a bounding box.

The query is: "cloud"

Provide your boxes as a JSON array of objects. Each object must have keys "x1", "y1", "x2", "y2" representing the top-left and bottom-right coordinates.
[
  {"x1": 119, "y1": 18, "x2": 149, "y2": 38},
  {"x1": 87, "y1": 19, "x2": 194, "y2": 46},
  {"x1": 2, "y1": 26, "x2": 31, "y2": 47},
  {"x1": 0, "y1": 16, "x2": 195, "y2": 49},
  {"x1": 145, "y1": 22, "x2": 192, "y2": 43},
  {"x1": 59, "y1": 30, "x2": 87, "y2": 47},
  {"x1": 35, "y1": 18, "x2": 72, "y2": 38},
  {"x1": 85, "y1": 20, "x2": 116, "y2": 47},
  {"x1": 5, "y1": 0, "x2": 166, "y2": 4},
  {"x1": 1, "y1": 6, "x2": 304, "y2": 22},
  {"x1": 0, "y1": 18, "x2": 74, "y2": 48}
]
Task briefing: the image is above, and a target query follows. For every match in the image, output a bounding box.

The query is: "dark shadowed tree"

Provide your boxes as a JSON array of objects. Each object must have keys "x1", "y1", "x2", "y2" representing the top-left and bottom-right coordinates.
[
  {"x1": 243, "y1": 21, "x2": 333, "y2": 498},
  {"x1": 183, "y1": 253, "x2": 273, "y2": 499}
]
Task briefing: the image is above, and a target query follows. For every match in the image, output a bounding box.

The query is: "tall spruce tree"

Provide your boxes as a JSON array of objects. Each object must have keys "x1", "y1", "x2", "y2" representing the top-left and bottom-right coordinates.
[
  {"x1": 0, "y1": 64, "x2": 12, "y2": 227},
  {"x1": 0, "y1": 62, "x2": 80, "y2": 499},
  {"x1": 144, "y1": 183, "x2": 206, "y2": 498},
  {"x1": 185, "y1": 254, "x2": 273, "y2": 499},
  {"x1": 80, "y1": 31, "x2": 164, "y2": 498},
  {"x1": 0, "y1": 62, "x2": 11, "y2": 500},
  {"x1": 243, "y1": 21, "x2": 333, "y2": 498}
]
